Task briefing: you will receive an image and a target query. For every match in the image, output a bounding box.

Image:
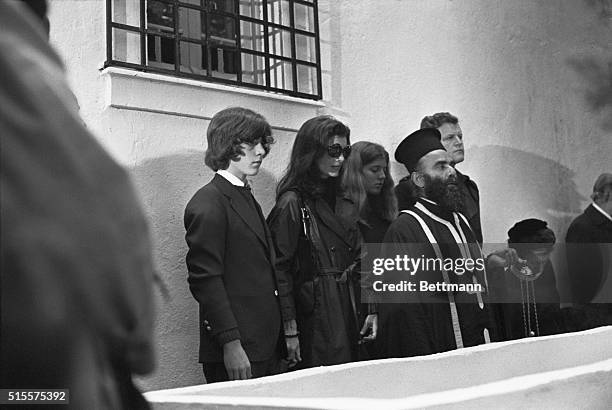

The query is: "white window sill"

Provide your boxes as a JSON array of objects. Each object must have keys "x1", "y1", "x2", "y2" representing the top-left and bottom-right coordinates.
[{"x1": 101, "y1": 67, "x2": 326, "y2": 132}]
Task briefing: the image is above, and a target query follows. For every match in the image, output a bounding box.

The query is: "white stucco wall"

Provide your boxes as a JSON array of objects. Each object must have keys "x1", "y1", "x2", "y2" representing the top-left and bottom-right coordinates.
[{"x1": 48, "y1": 0, "x2": 611, "y2": 392}]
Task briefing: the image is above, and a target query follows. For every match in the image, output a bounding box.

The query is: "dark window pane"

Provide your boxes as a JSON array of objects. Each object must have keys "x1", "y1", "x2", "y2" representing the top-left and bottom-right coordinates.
[
  {"x1": 147, "y1": 0, "x2": 175, "y2": 34},
  {"x1": 269, "y1": 27, "x2": 291, "y2": 58},
  {"x1": 269, "y1": 58, "x2": 293, "y2": 90},
  {"x1": 208, "y1": 0, "x2": 235, "y2": 13},
  {"x1": 180, "y1": 0, "x2": 202, "y2": 5},
  {"x1": 297, "y1": 63, "x2": 317, "y2": 94},
  {"x1": 180, "y1": 41, "x2": 207, "y2": 74},
  {"x1": 241, "y1": 52, "x2": 266, "y2": 86},
  {"x1": 240, "y1": 20, "x2": 264, "y2": 52},
  {"x1": 295, "y1": 33, "x2": 316, "y2": 63},
  {"x1": 113, "y1": 28, "x2": 141, "y2": 64},
  {"x1": 267, "y1": 0, "x2": 290, "y2": 26},
  {"x1": 239, "y1": 0, "x2": 263, "y2": 19},
  {"x1": 211, "y1": 47, "x2": 238, "y2": 80},
  {"x1": 178, "y1": 7, "x2": 205, "y2": 40},
  {"x1": 147, "y1": 34, "x2": 176, "y2": 67},
  {"x1": 209, "y1": 14, "x2": 237, "y2": 46},
  {"x1": 112, "y1": 0, "x2": 140, "y2": 27},
  {"x1": 293, "y1": 3, "x2": 314, "y2": 32}
]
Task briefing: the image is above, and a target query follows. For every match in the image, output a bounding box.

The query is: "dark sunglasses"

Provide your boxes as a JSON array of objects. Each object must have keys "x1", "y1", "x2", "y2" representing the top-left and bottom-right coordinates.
[{"x1": 327, "y1": 144, "x2": 351, "y2": 158}]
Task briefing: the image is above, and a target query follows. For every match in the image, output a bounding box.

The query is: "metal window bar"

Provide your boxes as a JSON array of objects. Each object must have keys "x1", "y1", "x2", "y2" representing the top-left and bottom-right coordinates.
[
  {"x1": 140, "y1": 0, "x2": 146, "y2": 65},
  {"x1": 261, "y1": 0, "x2": 271, "y2": 89},
  {"x1": 234, "y1": 0, "x2": 242, "y2": 83},
  {"x1": 289, "y1": 0, "x2": 297, "y2": 92},
  {"x1": 105, "y1": 0, "x2": 321, "y2": 99},
  {"x1": 312, "y1": 0, "x2": 322, "y2": 98},
  {"x1": 173, "y1": 1, "x2": 180, "y2": 74}
]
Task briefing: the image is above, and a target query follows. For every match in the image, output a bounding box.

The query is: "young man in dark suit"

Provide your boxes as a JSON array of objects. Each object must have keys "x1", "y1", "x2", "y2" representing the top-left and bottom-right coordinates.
[{"x1": 184, "y1": 107, "x2": 299, "y2": 382}]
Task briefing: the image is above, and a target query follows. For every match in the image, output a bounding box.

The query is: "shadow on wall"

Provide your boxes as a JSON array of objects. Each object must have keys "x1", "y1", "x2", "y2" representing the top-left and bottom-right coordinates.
[
  {"x1": 583, "y1": 0, "x2": 612, "y2": 21},
  {"x1": 129, "y1": 150, "x2": 279, "y2": 391},
  {"x1": 468, "y1": 145, "x2": 585, "y2": 243},
  {"x1": 567, "y1": 57, "x2": 612, "y2": 131},
  {"x1": 468, "y1": 145, "x2": 589, "y2": 303},
  {"x1": 571, "y1": 0, "x2": 612, "y2": 131}
]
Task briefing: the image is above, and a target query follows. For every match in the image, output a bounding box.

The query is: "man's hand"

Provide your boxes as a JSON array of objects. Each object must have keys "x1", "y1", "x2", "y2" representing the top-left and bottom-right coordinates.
[
  {"x1": 487, "y1": 248, "x2": 521, "y2": 270},
  {"x1": 283, "y1": 319, "x2": 301, "y2": 367},
  {"x1": 360, "y1": 314, "x2": 378, "y2": 342},
  {"x1": 223, "y1": 339, "x2": 251, "y2": 380}
]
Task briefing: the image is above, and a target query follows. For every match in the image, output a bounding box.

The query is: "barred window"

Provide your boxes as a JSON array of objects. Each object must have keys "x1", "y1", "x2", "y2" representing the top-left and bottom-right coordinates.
[{"x1": 107, "y1": 0, "x2": 321, "y2": 99}]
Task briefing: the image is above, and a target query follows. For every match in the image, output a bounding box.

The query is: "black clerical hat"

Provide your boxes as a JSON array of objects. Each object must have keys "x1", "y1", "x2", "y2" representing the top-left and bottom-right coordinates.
[{"x1": 394, "y1": 128, "x2": 445, "y2": 171}]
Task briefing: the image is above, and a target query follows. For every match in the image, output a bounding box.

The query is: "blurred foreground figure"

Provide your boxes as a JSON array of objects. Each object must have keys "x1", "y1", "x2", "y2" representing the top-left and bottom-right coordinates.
[{"x1": 0, "y1": 1, "x2": 156, "y2": 409}]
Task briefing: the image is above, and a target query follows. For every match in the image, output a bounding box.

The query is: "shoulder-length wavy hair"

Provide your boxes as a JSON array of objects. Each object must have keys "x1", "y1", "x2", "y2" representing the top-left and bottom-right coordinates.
[
  {"x1": 341, "y1": 141, "x2": 397, "y2": 222},
  {"x1": 276, "y1": 115, "x2": 350, "y2": 200},
  {"x1": 204, "y1": 107, "x2": 274, "y2": 171}
]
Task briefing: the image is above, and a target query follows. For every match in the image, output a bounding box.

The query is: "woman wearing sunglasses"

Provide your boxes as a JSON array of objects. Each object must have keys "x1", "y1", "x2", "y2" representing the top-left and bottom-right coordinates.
[{"x1": 268, "y1": 115, "x2": 369, "y2": 369}]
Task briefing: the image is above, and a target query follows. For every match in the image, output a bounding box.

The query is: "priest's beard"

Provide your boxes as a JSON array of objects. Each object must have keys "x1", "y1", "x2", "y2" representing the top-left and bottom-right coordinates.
[{"x1": 423, "y1": 174, "x2": 463, "y2": 213}]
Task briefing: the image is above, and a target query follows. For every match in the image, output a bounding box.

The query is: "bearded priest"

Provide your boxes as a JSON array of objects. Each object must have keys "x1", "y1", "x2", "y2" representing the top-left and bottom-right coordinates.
[{"x1": 376, "y1": 128, "x2": 496, "y2": 358}]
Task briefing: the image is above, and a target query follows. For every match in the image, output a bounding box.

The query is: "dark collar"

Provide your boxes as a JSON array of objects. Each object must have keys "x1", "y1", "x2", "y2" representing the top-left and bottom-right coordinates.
[
  {"x1": 212, "y1": 173, "x2": 241, "y2": 195},
  {"x1": 416, "y1": 197, "x2": 454, "y2": 221},
  {"x1": 585, "y1": 204, "x2": 612, "y2": 228},
  {"x1": 456, "y1": 169, "x2": 474, "y2": 185},
  {"x1": 309, "y1": 195, "x2": 355, "y2": 248},
  {"x1": 212, "y1": 174, "x2": 269, "y2": 248}
]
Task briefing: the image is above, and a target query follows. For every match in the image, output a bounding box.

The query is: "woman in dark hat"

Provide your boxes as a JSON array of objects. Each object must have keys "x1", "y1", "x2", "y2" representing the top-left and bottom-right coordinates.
[
  {"x1": 488, "y1": 219, "x2": 564, "y2": 340},
  {"x1": 268, "y1": 116, "x2": 373, "y2": 368}
]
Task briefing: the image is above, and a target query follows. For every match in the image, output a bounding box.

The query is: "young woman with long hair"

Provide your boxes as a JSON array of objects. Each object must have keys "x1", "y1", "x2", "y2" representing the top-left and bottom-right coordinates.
[
  {"x1": 267, "y1": 115, "x2": 376, "y2": 368},
  {"x1": 338, "y1": 141, "x2": 397, "y2": 359},
  {"x1": 339, "y1": 141, "x2": 397, "y2": 243}
]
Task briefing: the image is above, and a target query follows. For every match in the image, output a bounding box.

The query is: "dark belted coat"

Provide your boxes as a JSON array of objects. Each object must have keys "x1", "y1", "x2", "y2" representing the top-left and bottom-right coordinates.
[{"x1": 267, "y1": 191, "x2": 361, "y2": 368}]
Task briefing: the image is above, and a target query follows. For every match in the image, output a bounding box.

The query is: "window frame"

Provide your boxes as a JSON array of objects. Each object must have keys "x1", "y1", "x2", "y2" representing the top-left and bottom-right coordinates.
[{"x1": 105, "y1": 0, "x2": 322, "y2": 100}]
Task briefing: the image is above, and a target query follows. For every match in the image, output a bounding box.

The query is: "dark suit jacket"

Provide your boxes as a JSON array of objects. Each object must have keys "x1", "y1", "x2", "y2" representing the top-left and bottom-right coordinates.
[
  {"x1": 184, "y1": 174, "x2": 291, "y2": 363},
  {"x1": 566, "y1": 204, "x2": 612, "y2": 305},
  {"x1": 457, "y1": 171, "x2": 482, "y2": 245}
]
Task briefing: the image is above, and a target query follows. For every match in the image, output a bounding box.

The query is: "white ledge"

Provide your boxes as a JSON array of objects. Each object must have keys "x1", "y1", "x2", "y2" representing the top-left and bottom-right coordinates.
[
  {"x1": 145, "y1": 327, "x2": 612, "y2": 410},
  {"x1": 101, "y1": 67, "x2": 326, "y2": 132},
  {"x1": 102, "y1": 67, "x2": 326, "y2": 107}
]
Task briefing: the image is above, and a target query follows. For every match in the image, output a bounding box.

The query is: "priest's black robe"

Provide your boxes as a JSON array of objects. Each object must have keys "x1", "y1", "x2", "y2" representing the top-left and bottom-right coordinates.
[
  {"x1": 488, "y1": 263, "x2": 564, "y2": 340},
  {"x1": 377, "y1": 198, "x2": 496, "y2": 358}
]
